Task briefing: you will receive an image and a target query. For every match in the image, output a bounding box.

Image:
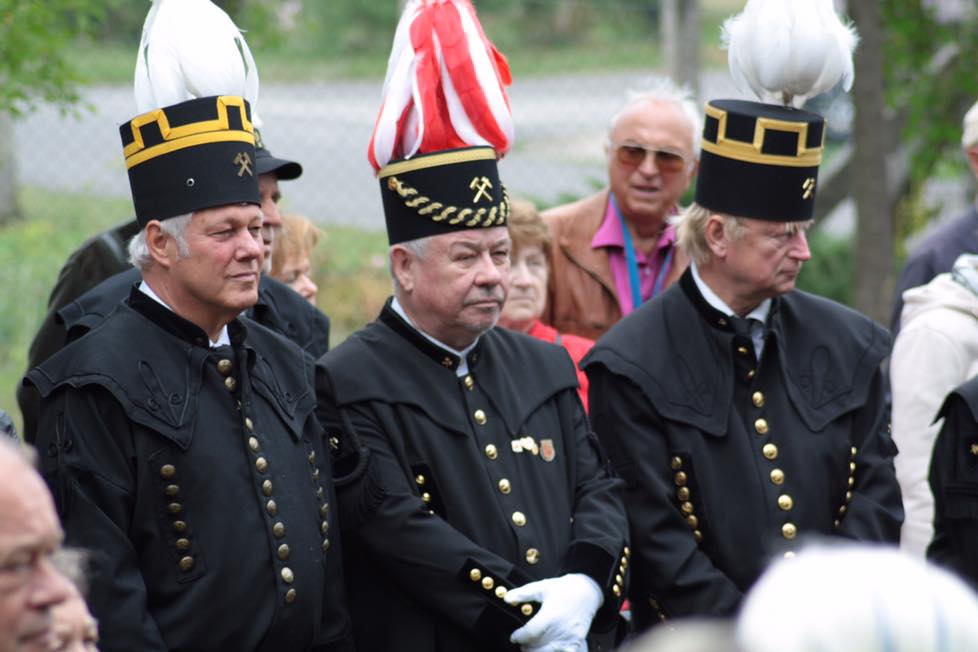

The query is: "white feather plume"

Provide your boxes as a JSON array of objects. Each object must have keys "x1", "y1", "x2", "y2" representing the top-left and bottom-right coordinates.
[
  {"x1": 134, "y1": 0, "x2": 261, "y2": 125},
  {"x1": 722, "y1": 0, "x2": 858, "y2": 107}
]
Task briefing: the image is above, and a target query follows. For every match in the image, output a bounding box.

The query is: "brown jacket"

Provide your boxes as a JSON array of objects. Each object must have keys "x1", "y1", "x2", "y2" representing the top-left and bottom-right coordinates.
[{"x1": 542, "y1": 189, "x2": 688, "y2": 341}]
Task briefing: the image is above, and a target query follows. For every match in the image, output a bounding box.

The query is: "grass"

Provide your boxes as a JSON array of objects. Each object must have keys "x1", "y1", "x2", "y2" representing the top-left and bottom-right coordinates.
[{"x1": 0, "y1": 187, "x2": 390, "y2": 436}]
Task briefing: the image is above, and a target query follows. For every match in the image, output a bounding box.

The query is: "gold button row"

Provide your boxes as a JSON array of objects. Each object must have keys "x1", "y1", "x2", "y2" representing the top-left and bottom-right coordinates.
[{"x1": 468, "y1": 568, "x2": 533, "y2": 616}]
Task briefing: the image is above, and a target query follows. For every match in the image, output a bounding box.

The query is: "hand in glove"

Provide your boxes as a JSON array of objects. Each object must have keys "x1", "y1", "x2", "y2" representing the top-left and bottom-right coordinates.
[{"x1": 504, "y1": 573, "x2": 603, "y2": 652}]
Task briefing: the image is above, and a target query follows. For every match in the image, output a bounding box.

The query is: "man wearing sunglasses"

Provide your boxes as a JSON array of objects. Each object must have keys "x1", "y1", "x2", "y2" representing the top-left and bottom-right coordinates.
[{"x1": 543, "y1": 77, "x2": 700, "y2": 340}]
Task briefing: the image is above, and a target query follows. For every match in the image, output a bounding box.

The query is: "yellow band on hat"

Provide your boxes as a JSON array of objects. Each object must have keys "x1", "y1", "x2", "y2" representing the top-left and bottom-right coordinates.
[
  {"x1": 702, "y1": 103, "x2": 824, "y2": 168},
  {"x1": 123, "y1": 95, "x2": 254, "y2": 164},
  {"x1": 378, "y1": 147, "x2": 496, "y2": 179}
]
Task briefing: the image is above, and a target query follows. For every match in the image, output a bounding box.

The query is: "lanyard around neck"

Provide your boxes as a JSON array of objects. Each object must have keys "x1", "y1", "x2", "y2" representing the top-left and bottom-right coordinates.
[{"x1": 610, "y1": 193, "x2": 673, "y2": 311}]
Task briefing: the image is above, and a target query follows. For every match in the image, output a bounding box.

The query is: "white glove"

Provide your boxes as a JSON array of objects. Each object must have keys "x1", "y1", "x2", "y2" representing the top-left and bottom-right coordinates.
[{"x1": 504, "y1": 573, "x2": 603, "y2": 652}]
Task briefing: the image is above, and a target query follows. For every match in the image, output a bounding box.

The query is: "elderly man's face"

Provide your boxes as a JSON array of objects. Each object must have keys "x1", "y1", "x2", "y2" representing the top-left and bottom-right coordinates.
[
  {"x1": 608, "y1": 100, "x2": 696, "y2": 227},
  {"x1": 398, "y1": 227, "x2": 511, "y2": 349},
  {"x1": 166, "y1": 203, "x2": 264, "y2": 328},
  {"x1": 49, "y1": 583, "x2": 98, "y2": 652},
  {"x1": 259, "y1": 173, "x2": 282, "y2": 267},
  {"x1": 722, "y1": 218, "x2": 813, "y2": 303},
  {"x1": 0, "y1": 454, "x2": 71, "y2": 652},
  {"x1": 499, "y1": 243, "x2": 548, "y2": 333}
]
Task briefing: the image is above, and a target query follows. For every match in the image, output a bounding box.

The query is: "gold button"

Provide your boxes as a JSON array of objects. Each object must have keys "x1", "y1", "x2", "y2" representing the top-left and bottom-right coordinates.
[
  {"x1": 281, "y1": 567, "x2": 294, "y2": 584},
  {"x1": 737, "y1": 346, "x2": 749, "y2": 355},
  {"x1": 746, "y1": 369, "x2": 756, "y2": 379},
  {"x1": 521, "y1": 604, "x2": 534, "y2": 617},
  {"x1": 495, "y1": 586, "x2": 507, "y2": 599},
  {"x1": 422, "y1": 492, "x2": 432, "y2": 503},
  {"x1": 266, "y1": 500, "x2": 278, "y2": 516},
  {"x1": 473, "y1": 409, "x2": 487, "y2": 425},
  {"x1": 754, "y1": 418, "x2": 769, "y2": 435},
  {"x1": 670, "y1": 456, "x2": 683, "y2": 470},
  {"x1": 316, "y1": 487, "x2": 325, "y2": 498},
  {"x1": 525, "y1": 548, "x2": 540, "y2": 565},
  {"x1": 308, "y1": 451, "x2": 316, "y2": 465},
  {"x1": 262, "y1": 480, "x2": 273, "y2": 496},
  {"x1": 175, "y1": 538, "x2": 190, "y2": 551},
  {"x1": 415, "y1": 474, "x2": 425, "y2": 486},
  {"x1": 173, "y1": 520, "x2": 187, "y2": 533},
  {"x1": 248, "y1": 437, "x2": 260, "y2": 452},
  {"x1": 848, "y1": 476, "x2": 855, "y2": 488},
  {"x1": 464, "y1": 375, "x2": 474, "y2": 390},
  {"x1": 322, "y1": 538, "x2": 330, "y2": 551},
  {"x1": 164, "y1": 484, "x2": 179, "y2": 498},
  {"x1": 624, "y1": 546, "x2": 631, "y2": 557},
  {"x1": 481, "y1": 576, "x2": 494, "y2": 590},
  {"x1": 680, "y1": 501, "x2": 694, "y2": 514},
  {"x1": 512, "y1": 511, "x2": 527, "y2": 527},
  {"x1": 255, "y1": 457, "x2": 268, "y2": 473},
  {"x1": 686, "y1": 514, "x2": 699, "y2": 529},
  {"x1": 615, "y1": 574, "x2": 623, "y2": 585},
  {"x1": 770, "y1": 468, "x2": 785, "y2": 485},
  {"x1": 285, "y1": 588, "x2": 296, "y2": 604},
  {"x1": 621, "y1": 557, "x2": 628, "y2": 569},
  {"x1": 485, "y1": 444, "x2": 498, "y2": 460},
  {"x1": 470, "y1": 568, "x2": 482, "y2": 582},
  {"x1": 677, "y1": 487, "x2": 690, "y2": 501},
  {"x1": 244, "y1": 417, "x2": 254, "y2": 431},
  {"x1": 762, "y1": 443, "x2": 778, "y2": 460},
  {"x1": 778, "y1": 494, "x2": 794, "y2": 511},
  {"x1": 845, "y1": 491, "x2": 853, "y2": 502},
  {"x1": 849, "y1": 461, "x2": 856, "y2": 473},
  {"x1": 693, "y1": 530, "x2": 703, "y2": 543},
  {"x1": 498, "y1": 478, "x2": 512, "y2": 494},
  {"x1": 782, "y1": 522, "x2": 797, "y2": 539},
  {"x1": 225, "y1": 376, "x2": 237, "y2": 392},
  {"x1": 320, "y1": 503, "x2": 329, "y2": 517},
  {"x1": 179, "y1": 556, "x2": 194, "y2": 572},
  {"x1": 273, "y1": 522, "x2": 286, "y2": 538},
  {"x1": 312, "y1": 468, "x2": 320, "y2": 481},
  {"x1": 674, "y1": 471, "x2": 687, "y2": 487},
  {"x1": 838, "y1": 504, "x2": 847, "y2": 516},
  {"x1": 851, "y1": 446, "x2": 858, "y2": 457},
  {"x1": 160, "y1": 464, "x2": 176, "y2": 479},
  {"x1": 321, "y1": 520, "x2": 330, "y2": 534},
  {"x1": 278, "y1": 544, "x2": 290, "y2": 560},
  {"x1": 167, "y1": 502, "x2": 182, "y2": 515},
  {"x1": 834, "y1": 519, "x2": 841, "y2": 528},
  {"x1": 217, "y1": 359, "x2": 233, "y2": 375},
  {"x1": 612, "y1": 585, "x2": 621, "y2": 597},
  {"x1": 619, "y1": 564, "x2": 627, "y2": 576},
  {"x1": 752, "y1": 391, "x2": 765, "y2": 408}
]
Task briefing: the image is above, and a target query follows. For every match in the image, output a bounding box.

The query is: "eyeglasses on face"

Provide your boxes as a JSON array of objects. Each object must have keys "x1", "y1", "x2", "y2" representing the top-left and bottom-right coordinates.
[{"x1": 613, "y1": 143, "x2": 689, "y2": 173}]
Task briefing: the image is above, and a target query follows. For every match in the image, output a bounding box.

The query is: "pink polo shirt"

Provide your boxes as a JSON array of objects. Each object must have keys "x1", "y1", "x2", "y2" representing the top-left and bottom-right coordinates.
[{"x1": 591, "y1": 200, "x2": 678, "y2": 316}]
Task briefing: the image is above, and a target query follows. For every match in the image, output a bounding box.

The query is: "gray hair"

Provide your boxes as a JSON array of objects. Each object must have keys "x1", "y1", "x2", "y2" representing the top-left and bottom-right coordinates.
[
  {"x1": 609, "y1": 76, "x2": 702, "y2": 155},
  {"x1": 127, "y1": 213, "x2": 193, "y2": 270},
  {"x1": 676, "y1": 203, "x2": 746, "y2": 266},
  {"x1": 389, "y1": 235, "x2": 433, "y2": 294}
]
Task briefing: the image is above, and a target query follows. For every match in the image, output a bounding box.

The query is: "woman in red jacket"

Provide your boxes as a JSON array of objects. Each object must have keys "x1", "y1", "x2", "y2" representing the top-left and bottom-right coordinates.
[{"x1": 499, "y1": 199, "x2": 595, "y2": 411}]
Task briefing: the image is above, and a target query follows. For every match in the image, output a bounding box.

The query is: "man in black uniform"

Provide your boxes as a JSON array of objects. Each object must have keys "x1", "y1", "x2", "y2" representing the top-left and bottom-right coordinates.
[
  {"x1": 928, "y1": 375, "x2": 978, "y2": 587},
  {"x1": 584, "y1": 98, "x2": 903, "y2": 629},
  {"x1": 24, "y1": 96, "x2": 351, "y2": 651},
  {"x1": 316, "y1": 4, "x2": 628, "y2": 650},
  {"x1": 17, "y1": 135, "x2": 329, "y2": 443}
]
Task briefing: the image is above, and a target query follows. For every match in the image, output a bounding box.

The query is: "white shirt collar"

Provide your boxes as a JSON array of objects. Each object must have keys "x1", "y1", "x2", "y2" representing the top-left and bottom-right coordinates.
[
  {"x1": 690, "y1": 261, "x2": 771, "y2": 324},
  {"x1": 138, "y1": 281, "x2": 231, "y2": 348},
  {"x1": 391, "y1": 297, "x2": 478, "y2": 377}
]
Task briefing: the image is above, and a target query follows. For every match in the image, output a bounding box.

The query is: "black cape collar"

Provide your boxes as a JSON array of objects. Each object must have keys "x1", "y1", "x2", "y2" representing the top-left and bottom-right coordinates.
[
  {"x1": 127, "y1": 284, "x2": 249, "y2": 350},
  {"x1": 678, "y1": 267, "x2": 781, "y2": 333},
  {"x1": 377, "y1": 298, "x2": 485, "y2": 373}
]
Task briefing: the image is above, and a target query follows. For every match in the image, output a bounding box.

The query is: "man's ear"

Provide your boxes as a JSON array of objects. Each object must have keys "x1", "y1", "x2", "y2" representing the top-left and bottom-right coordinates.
[
  {"x1": 390, "y1": 246, "x2": 415, "y2": 293},
  {"x1": 704, "y1": 214, "x2": 728, "y2": 260},
  {"x1": 145, "y1": 220, "x2": 174, "y2": 269},
  {"x1": 967, "y1": 145, "x2": 978, "y2": 179}
]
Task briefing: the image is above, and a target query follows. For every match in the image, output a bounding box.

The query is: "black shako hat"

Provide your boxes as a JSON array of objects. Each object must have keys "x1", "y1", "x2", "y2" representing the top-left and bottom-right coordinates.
[
  {"x1": 377, "y1": 146, "x2": 510, "y2": 246},
  {"x1": 695, "y1": 99, "x2": 826, "y2": 222},
  {"x1": 120, "y1": 95, "x2": 261, "y2": 227},
  {"x1": 254, "y1": 129, "x2": 303, "y2": 180}
]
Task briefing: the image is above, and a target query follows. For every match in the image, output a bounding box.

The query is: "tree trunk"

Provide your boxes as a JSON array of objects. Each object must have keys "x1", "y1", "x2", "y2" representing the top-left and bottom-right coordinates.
[
  {"x1": 0, "y1": 111, "x2": 20, "y2": 225},
  {"x1": 849, "y1": 1, "x2": 891, "y2": 325},
  {"x1": 660, "y1": 0, "x2": 700, "y2": 97}
]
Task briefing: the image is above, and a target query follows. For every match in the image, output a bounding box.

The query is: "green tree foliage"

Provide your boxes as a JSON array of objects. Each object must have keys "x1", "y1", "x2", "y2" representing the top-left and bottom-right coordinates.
[{"x1": 0, "y1": 0, "x2": 111, "y2": 115}]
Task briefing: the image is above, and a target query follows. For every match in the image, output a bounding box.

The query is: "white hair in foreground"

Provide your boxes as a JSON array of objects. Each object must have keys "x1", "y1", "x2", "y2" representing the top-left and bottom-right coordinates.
[{"x1": 738, "y1": 544, "x2": 978, "y2": 652}]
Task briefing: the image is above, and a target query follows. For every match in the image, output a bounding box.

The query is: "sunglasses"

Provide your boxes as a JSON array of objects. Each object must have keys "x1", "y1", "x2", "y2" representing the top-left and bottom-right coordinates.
[{"x1": 613, "y1": 143, "x2": 689, "y2": 173}]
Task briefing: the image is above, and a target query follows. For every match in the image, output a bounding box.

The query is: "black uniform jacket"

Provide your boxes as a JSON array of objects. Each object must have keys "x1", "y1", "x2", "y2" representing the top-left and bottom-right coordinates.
[
  {"x1": 928, "y1": 375, "x2": 978, "y2": 587},
  {"x1": 583, "y1": 270, "x2": 903, "y2": 629},
  {"x1": 25, "y1": 288, "x2": 352, "y2": 652},
  {"x1": 316, "y1": 301, "x2": 629, "y2": 652}
]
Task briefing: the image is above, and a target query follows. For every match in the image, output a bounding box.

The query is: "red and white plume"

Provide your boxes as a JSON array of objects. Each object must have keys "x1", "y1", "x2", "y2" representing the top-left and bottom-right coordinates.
[
  {"x1": 367, "y1": 0, "x2": 514, "y2": 172},
  {"x1": 722, "y1": 0, "x2": 858, "y2": 108}
]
